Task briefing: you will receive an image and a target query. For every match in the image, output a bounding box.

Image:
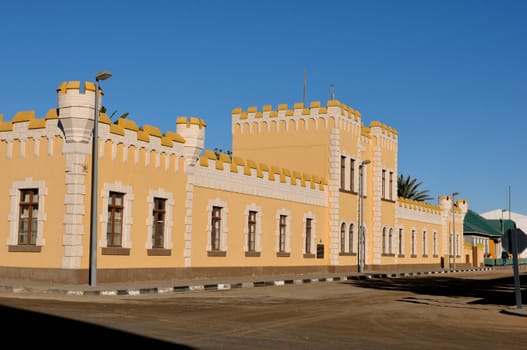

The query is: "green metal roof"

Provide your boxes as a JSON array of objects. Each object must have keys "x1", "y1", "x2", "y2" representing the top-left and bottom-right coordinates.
[{"x1": 463, "y1": 209, "x2": 502, "y2": 238}]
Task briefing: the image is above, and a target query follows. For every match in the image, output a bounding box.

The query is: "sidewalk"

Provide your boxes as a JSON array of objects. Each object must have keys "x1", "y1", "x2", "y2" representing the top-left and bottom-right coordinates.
[{"x1": 0, "y1": 267, "x2": 496, "y2": 297}]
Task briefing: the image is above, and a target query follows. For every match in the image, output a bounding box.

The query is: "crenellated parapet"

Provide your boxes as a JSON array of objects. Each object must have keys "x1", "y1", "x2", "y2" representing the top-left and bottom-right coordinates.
[
  {"x1": 0, "y1": 108, "x2": 59, "y2": 134},
  {"x1": 198, "y1": 149, "x2": 327, "y2": 191},
  {"x1": 232, "y1": 99, "x2": 363, "y2": 135},
  {"x1": 398, "y1": 197, "x2": 441, "y2": 215},
  {"x1": 397, "y1": 197, "x2": 443, "y2": 224},
  {"x1": 0, "y1": 82, "x2": 197, "y2": 165}
]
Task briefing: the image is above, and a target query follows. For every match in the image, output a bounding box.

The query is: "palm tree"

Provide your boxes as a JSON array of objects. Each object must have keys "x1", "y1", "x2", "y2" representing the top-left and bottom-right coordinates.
[
  {"x1": 214, "y1": 148, "x2": 232, "y2": 159},
  {"x1": 397, "y1": 174, "x2": 433, "y2": 202}
]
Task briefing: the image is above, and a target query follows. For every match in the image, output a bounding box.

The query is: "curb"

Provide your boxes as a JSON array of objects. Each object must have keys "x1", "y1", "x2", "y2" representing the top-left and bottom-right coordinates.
[{"x1": 0, "y1": 267, "x2": 494, "y2": 297}]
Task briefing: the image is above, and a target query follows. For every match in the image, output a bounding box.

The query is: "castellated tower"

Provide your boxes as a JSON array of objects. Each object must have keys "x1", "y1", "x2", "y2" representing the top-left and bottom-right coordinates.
[
  {"x1": 176, "y1": 116, "x2": 206, "y2": 166},
  {"x1": 57, "y1": 81, "x2": 100, "y2": 152},
  {"x1": 55, "y1": 81, "x2": 102, "y2": 269}
]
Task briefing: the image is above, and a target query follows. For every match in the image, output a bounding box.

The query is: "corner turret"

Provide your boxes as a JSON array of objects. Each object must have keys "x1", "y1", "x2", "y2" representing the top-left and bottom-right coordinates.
[
  {"x1": 176, "y1": 116, "x2": 206, "y2": 165},
  {"x1": 56, "y1": 81, "x2": 101, "y2": 145}
]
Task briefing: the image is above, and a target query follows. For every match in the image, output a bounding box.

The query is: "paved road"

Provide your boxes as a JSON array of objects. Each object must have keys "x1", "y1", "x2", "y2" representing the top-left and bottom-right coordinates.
[{"x1": 1, "y1": 269, "x2": 526, "y2": 349}]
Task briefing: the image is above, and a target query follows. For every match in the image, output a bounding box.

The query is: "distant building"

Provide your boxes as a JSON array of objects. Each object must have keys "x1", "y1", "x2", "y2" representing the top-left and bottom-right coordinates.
[
  {"x1": 0, "y1": 80, "x2": 472, "y2": 284},
  {"x1": 481, "y1": 209, "x2": 527, "y2": 259}
]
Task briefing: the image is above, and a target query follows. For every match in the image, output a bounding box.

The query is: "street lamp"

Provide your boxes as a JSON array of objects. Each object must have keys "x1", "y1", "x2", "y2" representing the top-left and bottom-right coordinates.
[
  {"x1": 500, "y1": 209, "x2": 506, "y2": 257},
  {"x1": 89, "y1": 70, "x2": 112, "y2": 286},
  {"x1": 358, "y1": 159, "x2": 371, "y2": 273},
  {"x1": 451, "y1": 191, "x2": 459, "y2": 271}
]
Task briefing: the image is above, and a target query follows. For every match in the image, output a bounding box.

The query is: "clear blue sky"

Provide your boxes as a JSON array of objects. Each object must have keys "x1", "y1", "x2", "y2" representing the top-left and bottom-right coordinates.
[{"x1": 1, "y1": 0, "x2": 526, "y2": 214}]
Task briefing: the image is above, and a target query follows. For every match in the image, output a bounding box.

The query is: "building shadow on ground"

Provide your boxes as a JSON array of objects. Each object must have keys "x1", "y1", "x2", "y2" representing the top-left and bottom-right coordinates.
[
  {"x1": 345, "y1": 273, "x2": 526, "y2": 307},
  {"x1": 1, "y1": 304, "x2": 195, "y2": 348}
]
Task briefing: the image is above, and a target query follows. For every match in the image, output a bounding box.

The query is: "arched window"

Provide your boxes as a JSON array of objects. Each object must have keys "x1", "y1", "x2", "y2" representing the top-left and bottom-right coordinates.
[
  {"x1": 411, "y1": 230, "x2": 416, "y2": 256},
  {"x1": 349, "y1": 223, "x2": 354, "y2": 254},
  {"x1": 423, "y1": 230, "x2": 428, "y2": 256},
  {"x1": 382, "y1": 227, "x2": 387, "y2": 254},
  {"x1": 388, "y1": 228, "x2": 393, "y2": 255},
  {"x1": 398, "y1": 228, "x2": 404, "y2": 256},
  {"x1": 340, "y1": 223, "x2": 346, "y2": 253}
]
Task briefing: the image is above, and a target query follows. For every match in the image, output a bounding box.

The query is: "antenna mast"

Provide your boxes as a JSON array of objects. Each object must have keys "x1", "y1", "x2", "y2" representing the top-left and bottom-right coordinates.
[{"x1": 303, "y1": 68, "x2": 307, "y2": 105}]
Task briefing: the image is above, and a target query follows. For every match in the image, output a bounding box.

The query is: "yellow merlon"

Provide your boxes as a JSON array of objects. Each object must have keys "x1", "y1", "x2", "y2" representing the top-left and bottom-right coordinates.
[
  {"x1": 165, "y1": 131, "x2": 185, "y2": 144},
  {"x1": 231, "y1": 99, "x2": 365, "y2": 123},
  {"x1": 198, "y1": 150, "x2": 326, "y2": 190},
  {"x1": 109, "y1": 124, "x2": 125, "y2": 136},
  {"x1": 176, "y1": 116, "x2": 206, "y2": 128},
  {"x1": 143, "y1": 125, "x2": 163, "y2": 138},
  {"x1": 13, "y1": 110, "x2": 35, "y2": 123},
  {"x1": 117, "y1": 118, "x2": 139, "y2": 131},
  {"x1": 398, "y1": 198, "x2": 440, "y2": 213},
  {"x1": 28, "y1": 119, "x2": 46, "y2": 129},
  {"x1": 45, "y1": 108, "x2": 58, "y2": 119}
]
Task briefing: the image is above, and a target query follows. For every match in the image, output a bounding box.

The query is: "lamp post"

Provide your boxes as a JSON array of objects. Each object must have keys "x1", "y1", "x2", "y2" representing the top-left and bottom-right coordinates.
[
  {"x1": 89, "y1": 70, "x2": 112, "y2": 286},
  {"x1": 451, "y1": 191, "x2": 459, "y2": 271},
  {"x1": 358, "y1": 159, "x2": 371, "y2": 273},
  {"x1": 500, "y1": 208, "x2": 506, "y2": 257}
]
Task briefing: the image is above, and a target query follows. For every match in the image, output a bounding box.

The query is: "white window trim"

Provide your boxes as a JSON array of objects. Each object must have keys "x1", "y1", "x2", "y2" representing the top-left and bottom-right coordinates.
[
  {"x1": 388, "y1": 228, "x2": 393, "y2": 255},
  {"x1": 7, "y1": 178, "x2": 47, "y2": 246},
  {"x1": 398, "y1": 227, "x2": 405, "y2": 255},
  {"x1": 145, "y1": 189, "x2": 174, "y2": 249},
  {"x1": 433, "y1": 231, "x2": 438, "y2": 256},
  {"x1": 100, "y1": 182, "x2": 134, "y2": 248},
  {"x1": 411, "y1": 228, "x2": 417, "y2": 256},
  {"x1": 349, "y1": 221, "x2": 356, "y2": 254},
  {"x1": 303, "y1": 212, "x2": 316, "y2": 254},
  {"x1": 276, "y1": 209, "x2": 291, "y2": 253},
  {"x1": 340, "y1": 222, "x2": 347, "y2": 253},
  {"x1": 206, "y1": 199, "x2": 228, "y2": 252},
  {"x1": 423, "y1": 229, "x2": 428, "y2": 256},
  {"x1": 382, "y1": 226, "x2": 387, "y2": 254},
  {"x1": 244, "y1": 204, "x2": 262, "y2": 252}
]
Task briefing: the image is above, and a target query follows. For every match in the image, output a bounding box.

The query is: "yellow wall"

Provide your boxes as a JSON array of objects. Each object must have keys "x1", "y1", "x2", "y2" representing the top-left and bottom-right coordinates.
[
  {"x1": 0, "y1": 136, "x2": 67, "y2": 268},
  {"x1": 190, "y1": 185, "x2": 328, "y2": 267},
  {"x1": 94, "y1": 142, "x2": 188, "y2": 268}
]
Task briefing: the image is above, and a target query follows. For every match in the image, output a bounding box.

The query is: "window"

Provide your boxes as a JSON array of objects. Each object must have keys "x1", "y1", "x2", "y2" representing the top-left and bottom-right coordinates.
[
  {"x1": 248, "y1": 210, "x2": 257, "y2": 252},
  {"x1": 340, "y1": 156, "x2": 346, "y2": 190},
  {"x1": 389, "y1": 171, "x2": 393, "y2": 200},
  {"x1": 423, "y1": 230, "x2": 428, "y2": 256},
  {"x1": 382, "y1": 170, "x2": 386, "y2": 199},
  {"x1": 146, "y1": 190, "x2": 174, "y2": 255},
  {"x1": 305, "y1": 218, "x2": 312, "y2": 254},
  {"x1": 388, "y1": 228, "x2": 393, "y2": 255},
  {"x1": 382, "y1": 227, "x2": 387, "y2": 254},
  {"x1": 398, "y1": 228, "x2": 403, "y2": 256},
  {"x1": 350, "y1": 159, "x2": 355, "y2": 192},
  {"x1": 349, "y1": 223, "x2": 354, "y2": 254},
  {"x1": 100, "y1": 183, "x2": 133, "y2": 255},
  {"x1": 279, "y1": 215, "x2": 287, "y2": 253},
  {"x1": 107, "y1": 192, "x2": 124, "y2": 247},
  {"x1": 152, "y1": 198, "x2": 166, "y2": 248},
  {"x1": 340, "y1": 223, "x2": 346, "y2": 253},
  {"x1": 18, "y1": 189, "x2": 38, "y2": 245},
  {"x1": 411, "y1": 230, "x2": 416, "y2": 256},
  {"x1": 8, "y1": 180, "x2": 46, "y2": 252},
  {"x1": 211, "y1": 206, "x2": 222, "y2": 251},
  {"x1": 433, "y1": 231, "x2": 438, "y2": 256}
]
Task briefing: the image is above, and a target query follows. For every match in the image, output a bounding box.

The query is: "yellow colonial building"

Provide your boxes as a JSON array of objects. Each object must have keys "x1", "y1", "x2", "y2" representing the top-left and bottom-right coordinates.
[{"x1": 0, "y1": 80, "x2": 469, "y2": 284}]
